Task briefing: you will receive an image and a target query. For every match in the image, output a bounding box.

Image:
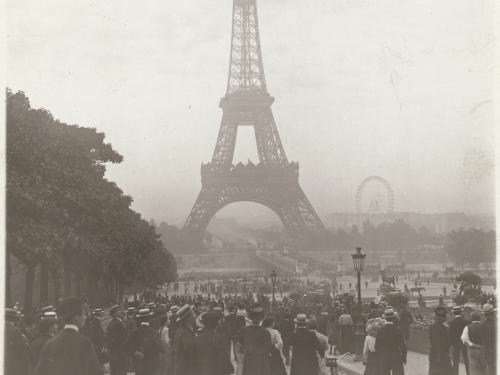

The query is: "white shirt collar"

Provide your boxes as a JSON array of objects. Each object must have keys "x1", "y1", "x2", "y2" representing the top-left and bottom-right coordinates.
[{"x1": 64, "y1": 324, "x2": 79, "y2": 332}]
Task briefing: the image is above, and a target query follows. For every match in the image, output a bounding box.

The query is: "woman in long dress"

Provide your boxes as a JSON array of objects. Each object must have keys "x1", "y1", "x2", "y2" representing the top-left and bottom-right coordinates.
[
  {"x1": 338, "y1": 309, "x2": 354, "y2": 354},
  {"x1": 263, "y1": 316, "x2": 287, "y2": 375},
  {"x1": 363, "y1": 318, "x2": 384, "y2": 375}
]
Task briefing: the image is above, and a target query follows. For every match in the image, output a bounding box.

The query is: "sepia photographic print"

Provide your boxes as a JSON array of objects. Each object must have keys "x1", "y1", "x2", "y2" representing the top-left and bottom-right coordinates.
[{"x1": 1, "y1": 0, "x2": 498, "y2": 375}]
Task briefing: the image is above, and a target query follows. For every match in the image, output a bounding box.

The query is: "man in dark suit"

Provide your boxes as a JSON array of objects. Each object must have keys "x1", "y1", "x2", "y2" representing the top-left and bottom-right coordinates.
[
  {"x1": 375, "y1": 308, "x2": 407, "y2": 375},
  {"x1": 4, "y1": 308, "x2": 29, "y2": 375},
  {"x1": 82, "y1": 308, "x2": 106, "y2": 364},
  {"x1": 449, "y1": 306, "x2": 470, "y2": 375},
  {"x1": 479, "y1": 304, "x2": 496, "y2": 375},
  {"x1": 289, "y1": 313, "x2": 322, "y2": 375},
  {"x1": 35, "y1": 296, "x2": 103, "y2": 375},
  {"x1": 28, "y1": 318, "x2": 56, "y2": 372},
  {"x1": 398, "y1": 305, "x2": 413, "y2": 342},
  {"x1": 173, "y1": 304, "x2": 196, "y2": 375},
  {"x1": 106, "y1": 305, "x2": 128, "y2": 375},
  {"x1": 429, "y1": 306, "x2": 452, "y2": 375},
  {"x1": 123, "y1": 308, "x2": 163, "y2": 375}
]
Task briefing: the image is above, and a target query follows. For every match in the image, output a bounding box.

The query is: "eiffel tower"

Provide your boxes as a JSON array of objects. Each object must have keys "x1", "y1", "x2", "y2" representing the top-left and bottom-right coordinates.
[{"x1": 183, "y1": 0, "x2": 326, "y2": 248}]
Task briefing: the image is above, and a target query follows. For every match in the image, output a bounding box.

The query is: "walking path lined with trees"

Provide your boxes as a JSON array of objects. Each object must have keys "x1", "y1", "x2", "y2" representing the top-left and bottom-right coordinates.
[{"x1": 6, "y1": 89, "x2": 177, "y2": 313}]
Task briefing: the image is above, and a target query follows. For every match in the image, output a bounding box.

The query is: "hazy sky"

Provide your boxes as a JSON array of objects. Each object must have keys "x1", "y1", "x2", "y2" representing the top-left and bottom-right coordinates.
[{"x1": 7, "y1": 0, "x2": 496, "y2": 225}]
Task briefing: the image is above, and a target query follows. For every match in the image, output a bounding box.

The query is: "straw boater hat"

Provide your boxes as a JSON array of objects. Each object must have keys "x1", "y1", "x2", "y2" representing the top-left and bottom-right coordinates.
[
  {"x1": 5, "y1": 308, "x2": 19, "y2": 321},
  {"x1": 169, "y1": 305, "x2": 179, "y2": 313},
  {"x1": 294, "y1": 313, "x2": 309, "y2": 326},
  {"x1": 176, "y1": 305, "x2": 193, "y2": 323}
]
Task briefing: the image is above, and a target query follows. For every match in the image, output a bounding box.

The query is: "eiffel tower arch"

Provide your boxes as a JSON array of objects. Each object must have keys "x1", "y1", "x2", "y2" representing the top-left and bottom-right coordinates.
[{"x1": 183, "y1": 0, "x2": 326, "y2": 248}]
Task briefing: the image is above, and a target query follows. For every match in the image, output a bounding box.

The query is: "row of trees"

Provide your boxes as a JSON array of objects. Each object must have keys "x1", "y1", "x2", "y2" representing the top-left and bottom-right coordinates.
[
  {"x1": 445, "y1": 228, "x2": 496, "y2": 268},
  {"x1": 7, "y1": 90, "x2": 177, "y2": 313}
]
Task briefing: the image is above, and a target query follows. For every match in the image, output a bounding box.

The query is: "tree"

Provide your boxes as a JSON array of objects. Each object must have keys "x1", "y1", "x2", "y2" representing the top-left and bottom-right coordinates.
[{"x1": 7, "y1": 89, "x2": 177, "y2": 311}]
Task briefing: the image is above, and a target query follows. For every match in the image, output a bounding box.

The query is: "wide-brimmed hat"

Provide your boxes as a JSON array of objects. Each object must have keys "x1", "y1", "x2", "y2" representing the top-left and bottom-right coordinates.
[
  {"x1": 58, "y1": 297, "x2": 83, "y2": 321},
  {"x1": 482, "y1": 303, "x2": 496, "y2": 315},
  {"x1": 176, "y1": 305, "x2": 193, "y2": 322},
  {"x1": 294, "y1": 313, "x2": 309, "y2": 326},
  {"x1": 434, "y1": 306, "x2": 447, "y2": 317},
  {"x1": 382, "y1": 308, "x2": 396, "y2": 320},
  {"x1": 247, "y1": 305, "x2": 265, "y2": 322}
]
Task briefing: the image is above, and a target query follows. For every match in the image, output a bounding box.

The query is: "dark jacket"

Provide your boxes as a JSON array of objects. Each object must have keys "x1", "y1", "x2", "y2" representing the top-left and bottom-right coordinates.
[
  {"x1": 173, "y1": 324, "x2": 196, "y2": 375},
  {"x1": 448, "y1": 316, "x2": 469, "y2": 347},
  {"x1": 238, "y1": 324, "x2": 274, "y2": 375},
  {"x1": 193, "y1": 329, "x2": 234, "y2": 375},
  {"x1": 375, "y1": 322, "x2": 406, "y2": 375},
  {"x1": 5, "y1": 322, "x2": 29, "y2": 375},
  {"x1": 28, "y1": 333, "x2": 52, "y2": 369},
  {"x1": 106, "y1": 317, "x2": 128, "y2": 374},
  {"x1": 479, "y1": 318, "x2": 496, "y2": 375},
  {"x1": 124, "y1": 324, "x2": 163, "y2": 375},
  {"x1": 289, "y1": 328, "x2": 321, "y2": 375},
  {"x1": 428, "y1": 322, "x2": 452, "y2": 375},
  {"x1": 82, "y1": 316, "x2": 106, "y2": 355},
  {"x1": 35, "y1": 327, "x2": 103, "y2": 375}
]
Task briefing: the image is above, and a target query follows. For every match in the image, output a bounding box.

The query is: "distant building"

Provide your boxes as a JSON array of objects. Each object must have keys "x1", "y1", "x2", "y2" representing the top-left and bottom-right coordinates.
[{"x1": 328, "y1": 212, "x2": 494, "y2": 233}]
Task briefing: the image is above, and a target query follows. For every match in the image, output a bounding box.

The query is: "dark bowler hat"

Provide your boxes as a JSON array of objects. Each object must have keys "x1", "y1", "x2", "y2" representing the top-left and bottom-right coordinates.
[
  {"x1": 197, "y1": 311, "x2": 220, "y2": 329},
  {"x1": 176, "y1": 305, "x2": 193, "y2": 323},
  {"x1": 434, "y1": 306, "x2": 447, "y2": 317},
  {"x1": 110, "y1": 305, "x2": 121, "y2": 315},
  {"x1": 58, "y1": 297, "x2": 83, "y2": 321},
  {"x1": 247, "y1": 305, "x2": 265, "y2": 322}
]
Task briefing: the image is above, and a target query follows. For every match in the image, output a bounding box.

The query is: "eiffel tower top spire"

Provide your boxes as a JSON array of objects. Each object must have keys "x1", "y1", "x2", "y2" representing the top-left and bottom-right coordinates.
[{"x1": 226, "y1": 0, "x2": 267, "y2": 95}]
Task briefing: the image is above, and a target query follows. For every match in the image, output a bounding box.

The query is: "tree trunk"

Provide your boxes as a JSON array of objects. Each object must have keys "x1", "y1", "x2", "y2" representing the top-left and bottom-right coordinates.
[
  {"x1": 24, "y1": 264, "x2": 36, "y2": 314},
  {"x1": 40, "y1": 256, "x2": 49, "y2": 306},
  {"x1": 6, "y1": 251, "x2": 12, "y2": 307},
  {"x1": 63, "y1": 255, "x2": 72, "y2": 297}
]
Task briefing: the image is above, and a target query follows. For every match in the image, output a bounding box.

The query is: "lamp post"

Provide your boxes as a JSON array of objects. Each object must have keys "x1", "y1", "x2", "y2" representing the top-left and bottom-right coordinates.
[
  {"x1": 351, "y1": 247, "x2": 366, "y2": 361},
  {"x1": 270, "y1": 269, "x2": 277, "y2": 309}
]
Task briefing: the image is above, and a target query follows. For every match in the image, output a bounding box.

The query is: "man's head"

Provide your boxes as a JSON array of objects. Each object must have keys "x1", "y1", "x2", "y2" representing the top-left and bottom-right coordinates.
[
  {"x1": 452, "y1": 306, "x2": 463, "y2": 318},
  {"x1": 110, "y1": 305, "x2": 123, "y2": 319},
  {"x1": 176, "y1": 305, "x2": 195, "y2": 327},
  {"x1": 434, "y1": 306, "x2": 447, "y2": 323},
  {"x1": 470, "y1": 311, "x2": 481, "y2": 322},
  {"x1": 58, "y1": 297, "x2": 85, "y2": 327}
]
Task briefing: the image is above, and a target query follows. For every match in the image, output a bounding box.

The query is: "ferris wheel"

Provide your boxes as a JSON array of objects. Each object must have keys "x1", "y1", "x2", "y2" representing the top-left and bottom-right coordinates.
[{"x1": 355, "y1": 176, "x2": 395, "y2": 214}]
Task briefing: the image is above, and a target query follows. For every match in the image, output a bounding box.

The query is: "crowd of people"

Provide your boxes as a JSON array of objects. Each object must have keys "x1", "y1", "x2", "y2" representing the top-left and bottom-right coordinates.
[{"x1": 3, "y1": 285, "x2": 497, "y2": 375}]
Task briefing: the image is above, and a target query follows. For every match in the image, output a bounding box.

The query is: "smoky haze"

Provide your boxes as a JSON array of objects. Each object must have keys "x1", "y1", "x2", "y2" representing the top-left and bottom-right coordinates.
[{"x1": 6, "y1": 0, "x2": 495, "y2": 225}]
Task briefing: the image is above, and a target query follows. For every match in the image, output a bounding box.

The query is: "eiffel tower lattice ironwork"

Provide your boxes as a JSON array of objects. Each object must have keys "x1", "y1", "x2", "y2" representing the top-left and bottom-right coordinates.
[{"x1": 183, "y1": 0, "x2": 326, "y2": 247}]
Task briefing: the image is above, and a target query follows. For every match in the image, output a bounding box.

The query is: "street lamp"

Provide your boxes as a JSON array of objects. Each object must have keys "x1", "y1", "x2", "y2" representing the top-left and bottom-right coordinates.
[
  {"x1": 270, "y1": 269, "x2": 278, "y2": 308},
  {"x1": 351, "y1": 247, "x2": 366, "y2": 362}
]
